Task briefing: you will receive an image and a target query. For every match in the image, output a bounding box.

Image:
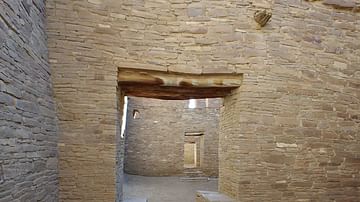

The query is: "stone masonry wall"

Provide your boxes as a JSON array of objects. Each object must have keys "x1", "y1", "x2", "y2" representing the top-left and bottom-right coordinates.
[
  {"x1": 46, "y1": 0, "x2": 240, "y2": 199},
  {"x1": 0, "y1": 0, "x2": 58, "y2": 201},
  {"x1": 124, "y1": 97, "x2": 220, "y2": 177},
  {"x1": 219, "y1": 1, "x2": 360, "y2": 201},
  {"x1": 47, "y1": 0, "x2": 119, "y2": 200},
  {"x1": 47, "y1": 0, "x2": 360, "y2": 201}
]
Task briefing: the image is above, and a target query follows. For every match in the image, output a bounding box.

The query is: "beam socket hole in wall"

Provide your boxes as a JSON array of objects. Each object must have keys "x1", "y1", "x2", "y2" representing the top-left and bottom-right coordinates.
[{"x1": 133, "y1": 110, "x2": 140, "y2": 119}]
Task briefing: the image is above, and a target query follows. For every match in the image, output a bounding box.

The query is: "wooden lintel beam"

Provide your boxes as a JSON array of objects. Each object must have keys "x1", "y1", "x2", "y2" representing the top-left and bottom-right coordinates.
[
  {"x1": 118, "y1": 68, "x2": 242, "y2": 88},
  {"x1": 117, "y1": 67, "x2": 243, "y2": 99}
]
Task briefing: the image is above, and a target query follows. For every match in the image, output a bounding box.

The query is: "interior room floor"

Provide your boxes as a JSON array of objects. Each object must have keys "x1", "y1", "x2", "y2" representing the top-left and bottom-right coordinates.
[{"x1": 123, "y1": 174, "x2": 218, "y2": 202}]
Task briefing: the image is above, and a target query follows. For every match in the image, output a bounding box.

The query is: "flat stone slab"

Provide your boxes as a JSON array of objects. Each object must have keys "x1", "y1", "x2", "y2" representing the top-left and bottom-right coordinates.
[
  {"x1": 196, "y1": 191, "x2": 235, "y2": 202},
  {"x1": 124, "y1": 198, "x2": 148, "y2": 202},
  {"x1": 180, "y1": 177, "x2": 209, "y2": 181}
]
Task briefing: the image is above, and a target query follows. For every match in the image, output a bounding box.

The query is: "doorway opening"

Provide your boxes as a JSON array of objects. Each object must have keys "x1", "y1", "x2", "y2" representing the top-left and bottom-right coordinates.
[
  {"x1": 121, "y1": 97, "x2": 220, "y2": 201},
  {"x1": 184, "y1": 132, "x2": 204, "y2": 170},
  {"x1": 116, "y1": 68, "x2": 242, "y2": 202},
  {"x1": 184, "y1": 142, "x2": 197, "y2": 168}
]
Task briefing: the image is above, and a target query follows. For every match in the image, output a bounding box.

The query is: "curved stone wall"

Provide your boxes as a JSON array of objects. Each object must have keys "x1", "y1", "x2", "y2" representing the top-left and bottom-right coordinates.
[
  {"x1": 124, "y1": 97, "x2": 220, "y2": 177},
  {"x1": 0, "y1": 1, "x2": 58, "y2": 201}
]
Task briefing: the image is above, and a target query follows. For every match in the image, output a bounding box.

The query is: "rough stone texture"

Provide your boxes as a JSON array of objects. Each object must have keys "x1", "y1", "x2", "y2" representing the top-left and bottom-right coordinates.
[
  {"x1": 196, "y1": 191, "x2": 235, "y2": 202},
  {"x1": 306, "y1": 0, "x2": 360, "y2": 11},
  {"x1": 219, "y1": 1, "x2": 360, "y2": 201},
  {"x1": 0, "y1": 0, "x2": 58, "y2": 201},
  {"x1": 46, "y1": 0, "x2": 360, "y2": 201},
  {"x1": 124, "y1": 97, "x2": 220, "y2": 177},
  {"x1": 47, "y1": 0, "x2": 119, "y2": 200}
]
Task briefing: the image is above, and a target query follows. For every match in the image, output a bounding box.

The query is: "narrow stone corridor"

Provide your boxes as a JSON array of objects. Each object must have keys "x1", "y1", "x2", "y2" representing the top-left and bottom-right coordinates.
[{"x1": 1, "y1": 0, "x2": 359, "y2": 201}]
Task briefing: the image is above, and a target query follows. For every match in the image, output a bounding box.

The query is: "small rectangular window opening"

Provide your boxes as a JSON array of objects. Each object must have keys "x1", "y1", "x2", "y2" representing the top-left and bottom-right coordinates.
[
  {"x1": 185, "y1": 132, "x2": 203, "y2": 136},
  {"x1": 133, "y1": 110, "x2": 140, "y2": 119},
  {"x1": 188, "y1": 99, "x2": 196, "y2": 109}
]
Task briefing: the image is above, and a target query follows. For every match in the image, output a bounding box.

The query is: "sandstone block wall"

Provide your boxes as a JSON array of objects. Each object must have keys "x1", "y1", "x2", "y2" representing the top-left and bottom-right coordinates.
[
  {"x1": 46, "y1": 0, "x2": 360, "y2": 201},
  {"x1": 46, "y1": 0, "x2": 238, "y2": 199},
  {"x1": 47, "y1": 0, "x2": 119, "y2": 200},
  {"x1": 124, "y1": 97, "x2": 220, "y2": 177},
  {"x1": 0, "y1": 0, "x2": 58, "y2": 201},
  {"x1": 219, "y1": 1, "x2": 360, "y2": 201}
]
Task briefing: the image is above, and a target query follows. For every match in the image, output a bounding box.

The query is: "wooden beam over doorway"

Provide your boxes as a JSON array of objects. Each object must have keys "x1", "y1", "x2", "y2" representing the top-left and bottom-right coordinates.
[{"x1": 118, "y1": 68, "x2": 242, "y2": 100}]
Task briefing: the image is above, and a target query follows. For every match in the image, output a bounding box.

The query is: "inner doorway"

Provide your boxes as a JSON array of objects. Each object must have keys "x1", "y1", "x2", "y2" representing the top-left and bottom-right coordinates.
[
  {"x1": 184, "y1": 142, "x2": 197, "y2": 168},
  {"x1": 184, "y1": 132, "x2": 204, "y2": 169}
]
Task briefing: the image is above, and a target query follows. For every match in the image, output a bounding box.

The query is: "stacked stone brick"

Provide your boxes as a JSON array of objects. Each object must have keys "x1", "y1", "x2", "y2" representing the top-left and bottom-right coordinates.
[
  {"x1": 0, "y1": 0, "x2": 353, "y2": 201},
  {"x1": 220, "y1": 1, "x2": 360, "y2": 201},
  {"x1": 124, "y1": 97, "x2": 220, "y2": 177},
  {"x1": 0, "y1": 1, "x2": 58, "y2": 201}
]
